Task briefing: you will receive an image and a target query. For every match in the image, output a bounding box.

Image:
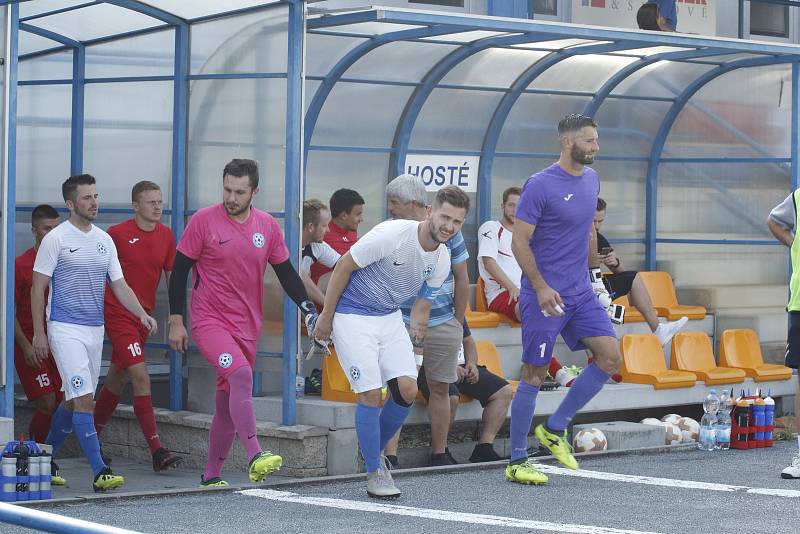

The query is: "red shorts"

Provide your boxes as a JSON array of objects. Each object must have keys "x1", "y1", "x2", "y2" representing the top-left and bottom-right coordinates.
[
  {"x1": 14, "y1": 343, "x2": 63, "y2": 401},
  {"x1": 106, "y1": 313, "x2": 150, "y2": 371},
  {"x1": 488, "y1": 290, "x2": 519, "y2": 322},
  {"x1": 192, "y1": 322, "x2": 257, "y2": 392}
]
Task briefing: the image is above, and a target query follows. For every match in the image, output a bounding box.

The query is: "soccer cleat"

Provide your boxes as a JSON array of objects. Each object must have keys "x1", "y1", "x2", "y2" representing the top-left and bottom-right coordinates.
[
  {"x1": 535, "y1": 424, "x2": 579, "y2": 470},
  {"x1": 92, "y1": 467, "x2": 124, "y2": 493},
  {"x1": 781, "y1": 452, "x2": 800, "y2": 479},
  {"x1": 505, "y1": 460, "x2": 548, "y2": 485},
  {"x1": 556, "y1": 366, "x2": 582, "y2": 387},
  {"x1": 248, "y1": 450, "x2": 283, "y2": 482},
  {"x1": 305, "y1": 368, "x2": 322, "y2": 395},
  {"x1": 366, "y1": 466, "x2": 401, "y2": 499},
  {"x1": 51, "y1": 461, "x2": 66, "y2": 486},
  {"x1": 655, "y1": 317, "x2": 689, "y2": 346},
  {"x1": 152, "y1": 447, "x2": 183, "y2": 472},
  {"x1": 469, "y1": 443, "x2": 503, "y2": 463},
  {"x1": 200, "y1": 476, "x2": 230, "y2": 487}
]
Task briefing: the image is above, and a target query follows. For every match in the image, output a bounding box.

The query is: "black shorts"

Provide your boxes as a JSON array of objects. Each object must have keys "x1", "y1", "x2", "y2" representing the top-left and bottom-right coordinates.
[
  {"x1": 603, "y1": 271, "x2": 637, "y2": 299},
  {"x1": 417, "y1": 365, "x2": 509, "y2": 406},
  {"x1": 786, "y1": 311, "x2": 800, "y2": 369}
]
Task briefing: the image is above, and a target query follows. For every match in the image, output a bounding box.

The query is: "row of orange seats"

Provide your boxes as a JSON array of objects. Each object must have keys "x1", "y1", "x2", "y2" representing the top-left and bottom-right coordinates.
[
  {"x1": 466, "y1": 271, "x2": 706, "y2": 327},
  {"x1": 620, "y1": 328, "x2": 792, "y2": 389}
]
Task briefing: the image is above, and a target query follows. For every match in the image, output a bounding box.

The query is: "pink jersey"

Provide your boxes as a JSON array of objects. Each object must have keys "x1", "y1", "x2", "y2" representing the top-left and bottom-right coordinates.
[{"x1": 177, "y1": 203, "x2": 289, "y2": 340}]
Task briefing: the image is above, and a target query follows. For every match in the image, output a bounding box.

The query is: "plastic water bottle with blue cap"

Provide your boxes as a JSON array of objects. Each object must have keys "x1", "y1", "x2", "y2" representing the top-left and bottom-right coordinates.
[{"x1": 698, "y1": 389, "x2": 719, "y2": 451}]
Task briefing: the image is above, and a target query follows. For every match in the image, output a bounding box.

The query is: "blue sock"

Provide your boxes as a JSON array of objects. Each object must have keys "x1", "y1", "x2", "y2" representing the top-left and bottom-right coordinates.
[
  {"x1": 45, "y1": 404, "x2": 73, "y2": 457},
  {"x1": 72, "y1": 412, "x2": 106, "y2": 476},
  {"x1": 509, "y1": 381, "x2": 539, "y2": 462},
  {"x1": 547, "y1": 363, "x2": 610, "y2": 432},
  {"x1": 378, "y1": 397, "x2": 411, "y2": 451},
  {"x1": 355, "y1": 403, "x2": 382, "y2": 473}
]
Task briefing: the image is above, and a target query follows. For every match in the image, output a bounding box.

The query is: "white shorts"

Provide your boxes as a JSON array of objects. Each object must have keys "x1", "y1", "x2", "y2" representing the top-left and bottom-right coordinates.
[
  {"x1": 331, "y1": 310, "x2": 417, "y2": 393},
  {"x1": 47, "y1": 321, "x2": 104, "y2": 401}
]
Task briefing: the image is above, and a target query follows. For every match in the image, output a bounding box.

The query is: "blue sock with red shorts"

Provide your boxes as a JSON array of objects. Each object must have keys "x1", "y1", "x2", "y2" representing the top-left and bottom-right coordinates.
[
  {"x1": 355, "y1": 403, "x2": 382, "y2": 473},
  {"x1": 546, "y1": 363, "x2": 610, "y2": 432},
  {"x1": 509, "y1": 380, "x2": 539, "y2": 462}
]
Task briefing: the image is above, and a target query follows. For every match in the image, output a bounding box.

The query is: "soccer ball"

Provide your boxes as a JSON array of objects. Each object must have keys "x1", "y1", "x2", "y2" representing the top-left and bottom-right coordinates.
[
  {"x1": 640, "y1": 418, "x2": 661, "y2": 426},
  {"x1": 658, "y1": 422, "x2": 682, "y2": 445},
  {"x1": 676, "y1": 417, "x2": 700, "y2": 443},
  {"x1": 572, "y1": 428, "x2": 608, "y2": 453},
  {"x1": 660, "y1": 413, "x2": 682, "y2": 425}
]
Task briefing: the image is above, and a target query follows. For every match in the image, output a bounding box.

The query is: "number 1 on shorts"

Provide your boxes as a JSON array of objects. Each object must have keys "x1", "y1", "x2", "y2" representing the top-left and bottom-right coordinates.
[{"x1": 539, "y1": 342, "x2": 547, "y2": 359}]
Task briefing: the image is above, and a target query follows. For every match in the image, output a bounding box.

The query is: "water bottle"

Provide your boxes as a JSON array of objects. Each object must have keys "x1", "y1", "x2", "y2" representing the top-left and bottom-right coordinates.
[
  {"x1": 699, "y1": 411, "x2": 716, "y2": 451},
  {"x1": 14, "y1": 437, "x2": 29, "y2": 500},
  {"x1": 715, "y1": 408, "x2": 731, "y2": 450},
  {"x1": 703, "y1": 389, "x2": 720, "y2": 414},
  {"x1": 753, "y1": 398, "x2": 766, "y2": 447},
  {"x1": 39, "y1": 452, "x2": 51, "y2": 500},
  {"x1": 295, "y1": 374, "x2": 305, "y2": 399},
  {"x1": 28, "y1": 451, "x2": 40, "y2": 501},
  {"x1": 1, "y1": 453, "x2": 16, "y2": 502},
  {"x1": 764, "y1": 389, "x2": 775, "y2": 447}
]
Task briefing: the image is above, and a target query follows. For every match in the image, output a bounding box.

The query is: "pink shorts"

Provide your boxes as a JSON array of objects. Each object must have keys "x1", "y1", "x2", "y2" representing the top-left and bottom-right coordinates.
[{"x1": 192, "y1": 322, "x2": 257, "y2": 392}]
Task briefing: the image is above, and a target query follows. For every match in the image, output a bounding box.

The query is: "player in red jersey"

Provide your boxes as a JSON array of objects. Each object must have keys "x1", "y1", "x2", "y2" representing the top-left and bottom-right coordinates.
[
  {"x1": 93, "y1": 181, "x2": 182, "y2": 471},
  {"x1": 309, "y1": 188, "x2": 364, "y2": 288},
  {"x1": 14, "y1": 205, "x2": 62, "y2": 444}
]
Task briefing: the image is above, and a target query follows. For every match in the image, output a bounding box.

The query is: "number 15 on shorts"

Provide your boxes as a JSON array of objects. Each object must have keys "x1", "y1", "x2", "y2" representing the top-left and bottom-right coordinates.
[{"x1": 128, "y1": 342, "x2": 143, "y2": 357}]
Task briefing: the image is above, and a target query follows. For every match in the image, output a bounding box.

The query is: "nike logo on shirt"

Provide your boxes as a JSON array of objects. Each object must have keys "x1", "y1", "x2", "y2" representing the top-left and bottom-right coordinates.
[
  {"x1": 69, "y1": 248, "x2": 79, "y2": 253},
  {"x1": 564, "y1": 194, "x2": 574, "y2": 201},
  {"x1": 393, "y1": 261, "x2": 405, "y2": 266},
  {"x1": 219, "y1": 239, "x2": 232, "y2": 245},
  {"x1": 128, "y1": 238, "x2": 140, "y2": 244}
]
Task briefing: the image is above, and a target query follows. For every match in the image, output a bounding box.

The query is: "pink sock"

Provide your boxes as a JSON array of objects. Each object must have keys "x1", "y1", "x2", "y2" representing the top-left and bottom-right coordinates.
[
  {"x1": 227, "y1": 366, "x2": 262, "y2": 461},
  {"x1": 202, "y1": 390, "x2": 236, "y2": 481}
]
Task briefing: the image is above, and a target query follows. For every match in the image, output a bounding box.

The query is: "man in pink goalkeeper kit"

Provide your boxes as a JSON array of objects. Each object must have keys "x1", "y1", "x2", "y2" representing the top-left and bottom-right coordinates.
[{"x1": 168, "y1": 158, "x2": 319, "y2": 487}]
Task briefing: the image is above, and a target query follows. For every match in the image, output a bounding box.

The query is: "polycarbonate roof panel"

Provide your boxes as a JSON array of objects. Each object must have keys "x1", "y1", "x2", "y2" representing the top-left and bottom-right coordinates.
[
  {"x1": 19, "y1": 0, "x2": 89, "y2": 19},
  {"x1": 317, "y1": 21, "x2": 424, "y2": 36},
  {"x1": 419, "y1": 30, "x2": 516, "y2": 43},
  {"x1": 345, "y1": 41, "x2": 458, "y2": 83},
  {"x1": 531, "y1": 54, "x2": 640, "y2": 92},
  {"x1": 18, "y1": 29, "x2": 62, "y2": 56},
  {"x1": 611, "y1": 61, "x2": 714, "y2": 98},
  {"x1": 510, "y1": 39, "x2": 605, "y2": 50},
  {"x1": 139, "y1": 0, "x2": 281, "y2": 20},
  {"x1": 608, "y1": 46, "x2": 694, "y2": 57},
  {"x1": 441, "y1": 48, "x2": 550, "y2": 88},
  {"x1": 305, "y1": 32, "x2": 368, "y2": 78},
  {"x1": 683, "y1": 52, "x2": 768, "y2": 64},
  {"x1": 28, "y1": 3, "x2": 162, "y2": 42}
]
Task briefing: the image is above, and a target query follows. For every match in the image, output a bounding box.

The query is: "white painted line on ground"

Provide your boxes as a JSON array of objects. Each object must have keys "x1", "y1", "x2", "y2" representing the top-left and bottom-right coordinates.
[
  {"x1": 239, "y1": 489, "x2": 663, "y2": 534},
  {"x1": 530, "y1": 463, "x2": 800, "y2": 498}
]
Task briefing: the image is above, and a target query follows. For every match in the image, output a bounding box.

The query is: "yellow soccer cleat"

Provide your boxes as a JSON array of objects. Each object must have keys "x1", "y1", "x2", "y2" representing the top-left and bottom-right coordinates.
[
  {"x1": 248, "y1": 450, "x2": 283, "y2": 482},
  {"x1": 199, "y1": 476, "x2": 230, "y2": 488},
  {"x1": 92, "y1": 467, "x2": 124, "y2": 492},
  {"x1": 50, "y1": 461, "x2": 66, "y2": 486},
  {"x1": 535, "y1": 424, "x2": 579, "y2": 470},
  {"x1": 505, "y1": 460, "x2": 548, "y2": 485}
]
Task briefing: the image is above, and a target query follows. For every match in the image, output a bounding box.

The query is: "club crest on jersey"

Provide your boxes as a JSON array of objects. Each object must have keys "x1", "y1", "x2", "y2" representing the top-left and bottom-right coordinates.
[
  {"x1": 218, "y1": 353, "x2": 233, "y2": 369},
  {"x1": 423, "y1": 265, "x2": 434, "y2": 276},
  {"x1": 349, "y1": 366, "x2": 360, "y2": 381},
  {"x1": 252, "y1": 232, "x2": 265, "y2": 248},
  {"x1": 96, "y1": 242, "x2": 107, "y2": 254},
  {"x1": 70, "y1": 375, "x2": 84, "y2": 390}
]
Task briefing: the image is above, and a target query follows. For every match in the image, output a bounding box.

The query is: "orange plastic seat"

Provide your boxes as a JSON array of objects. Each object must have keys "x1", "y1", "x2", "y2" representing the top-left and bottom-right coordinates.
[
  {"x1": 619, "y1": 334, "x2": 697, "y2": 389},
  {"x1": 638, "y1": 271, "x2": 706, "y2": 320},
  {"x1": 321, "y1": 347, "x2": 357, "y2": 403},
  {"x1": 669, "y1": 332, "x2": 745, "y2": 385},
  {"x1": 459, "y1": 341, "x2": 518, "y2": 402},
  {"x1": 474, "y1": 278, "x2": 519, "y2": 326},
  {"x1": 465, "y1": 303, "x2": 502, "y2": 328},
  {"x1": 719, "y1": 329, "x2": 793, "y2": 382},
  {"x1": 610, "y1": 294, "x2": 646, "y2": 323}
]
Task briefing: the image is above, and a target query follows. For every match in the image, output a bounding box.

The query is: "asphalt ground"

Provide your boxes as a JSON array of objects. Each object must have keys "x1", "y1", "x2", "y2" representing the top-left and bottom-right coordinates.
[{"x1": 4, "y1": 441, "x2": 800, "y2": 533}]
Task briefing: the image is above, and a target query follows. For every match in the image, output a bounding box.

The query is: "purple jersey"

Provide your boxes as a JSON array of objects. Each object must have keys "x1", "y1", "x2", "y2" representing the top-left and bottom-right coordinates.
[{"x1": 515, "y1": 162, "x2": 600, "y2": 297}]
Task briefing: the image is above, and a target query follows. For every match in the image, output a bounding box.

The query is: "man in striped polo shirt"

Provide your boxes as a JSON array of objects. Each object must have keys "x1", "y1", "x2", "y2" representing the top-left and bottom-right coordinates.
[{"x1": 382, "y1": 175, "x2": 470, "y2": 467}]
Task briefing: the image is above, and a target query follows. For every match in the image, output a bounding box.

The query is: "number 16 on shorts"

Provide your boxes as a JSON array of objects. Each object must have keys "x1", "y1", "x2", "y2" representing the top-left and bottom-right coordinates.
[{"x1": 127, "y1": 342, "x2": 143, "y2": 357}]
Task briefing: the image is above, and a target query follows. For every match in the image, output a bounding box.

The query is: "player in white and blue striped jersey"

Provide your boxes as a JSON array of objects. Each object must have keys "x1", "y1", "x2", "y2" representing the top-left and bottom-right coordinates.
[
  {"x1": 30, "y1": 174, "x2": 157, "y2": 492},
  {"x1": 313, "y1": 186, "x2": 469, "y2": 499}
]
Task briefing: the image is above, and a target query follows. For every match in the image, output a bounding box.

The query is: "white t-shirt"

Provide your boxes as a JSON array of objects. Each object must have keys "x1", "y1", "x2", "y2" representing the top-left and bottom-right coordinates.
[
  {"x1": 301, "y1": 241, "x2": 340, "y2": 274},
  {"x1": 34, "y1": 221, "x2": 123, "y2": 327},
  {"x1": 337, "y1": 219, "x2": 451, "y2": 316},
  {"x1": 478, "y1": 220, "x2": 522, "y2": 304}
]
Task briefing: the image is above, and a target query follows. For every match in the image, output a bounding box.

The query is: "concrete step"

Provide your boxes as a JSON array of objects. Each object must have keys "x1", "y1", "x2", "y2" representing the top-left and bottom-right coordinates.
[
  {"x1": 677, "y1": 285, "x2": 787, "y2": 310},
  {"x1": 573, "y1": 421, "x2": 665, "y2": 450},
  {"x1": 715, "y1": 310, "x2": 787, "y2": 344}
]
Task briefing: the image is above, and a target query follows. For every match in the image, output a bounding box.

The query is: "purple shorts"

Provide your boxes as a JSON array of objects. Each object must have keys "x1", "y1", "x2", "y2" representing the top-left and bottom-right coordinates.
[{"x1": 519, "y1": 288, "x2": 616, "y2": 366}]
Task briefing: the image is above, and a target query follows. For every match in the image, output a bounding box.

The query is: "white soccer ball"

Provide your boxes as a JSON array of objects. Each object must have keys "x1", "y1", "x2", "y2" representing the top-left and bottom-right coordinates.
[
  {"x1": 658, "y1": 422, "x2": 683, "y2": 445},
  {"x1": 660, "y1": 413, "x2": 682, "y2": 425},
  {"x1": 572, "y1": 428, "x2": 608, "y2": 453},
  {"x1": 676, "y1": 417, "x2": 700, "y2": 443},
  {"x1": 640, "y1": 418, "x2": 661, "y2": 426}
]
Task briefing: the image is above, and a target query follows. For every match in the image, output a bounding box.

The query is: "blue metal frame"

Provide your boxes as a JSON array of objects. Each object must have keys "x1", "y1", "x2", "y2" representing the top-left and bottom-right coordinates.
[
  {"x1": 281, "y1": 0, "x2": 303, "y2": 426},
  {"x1": 1, "y1": 2, "x2": 18, "y2": 418},
  {"x1": 645, "y1": 55, "x2": 800, "y2": 269},
  {"x1": 793, "y1": 63, "x2": 800, "y2": 193}
]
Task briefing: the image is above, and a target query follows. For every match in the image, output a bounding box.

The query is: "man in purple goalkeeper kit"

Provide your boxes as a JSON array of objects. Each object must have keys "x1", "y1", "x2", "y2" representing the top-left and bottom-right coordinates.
[{"x1": 504, "y1": 114, "x2": 622, "y2": 485}]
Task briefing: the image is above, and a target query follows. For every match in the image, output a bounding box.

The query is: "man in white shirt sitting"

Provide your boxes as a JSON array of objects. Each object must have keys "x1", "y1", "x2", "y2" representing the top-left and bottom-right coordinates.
[{"x1": 301, "y1": 199, "x2": 340, "y2": 306}]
